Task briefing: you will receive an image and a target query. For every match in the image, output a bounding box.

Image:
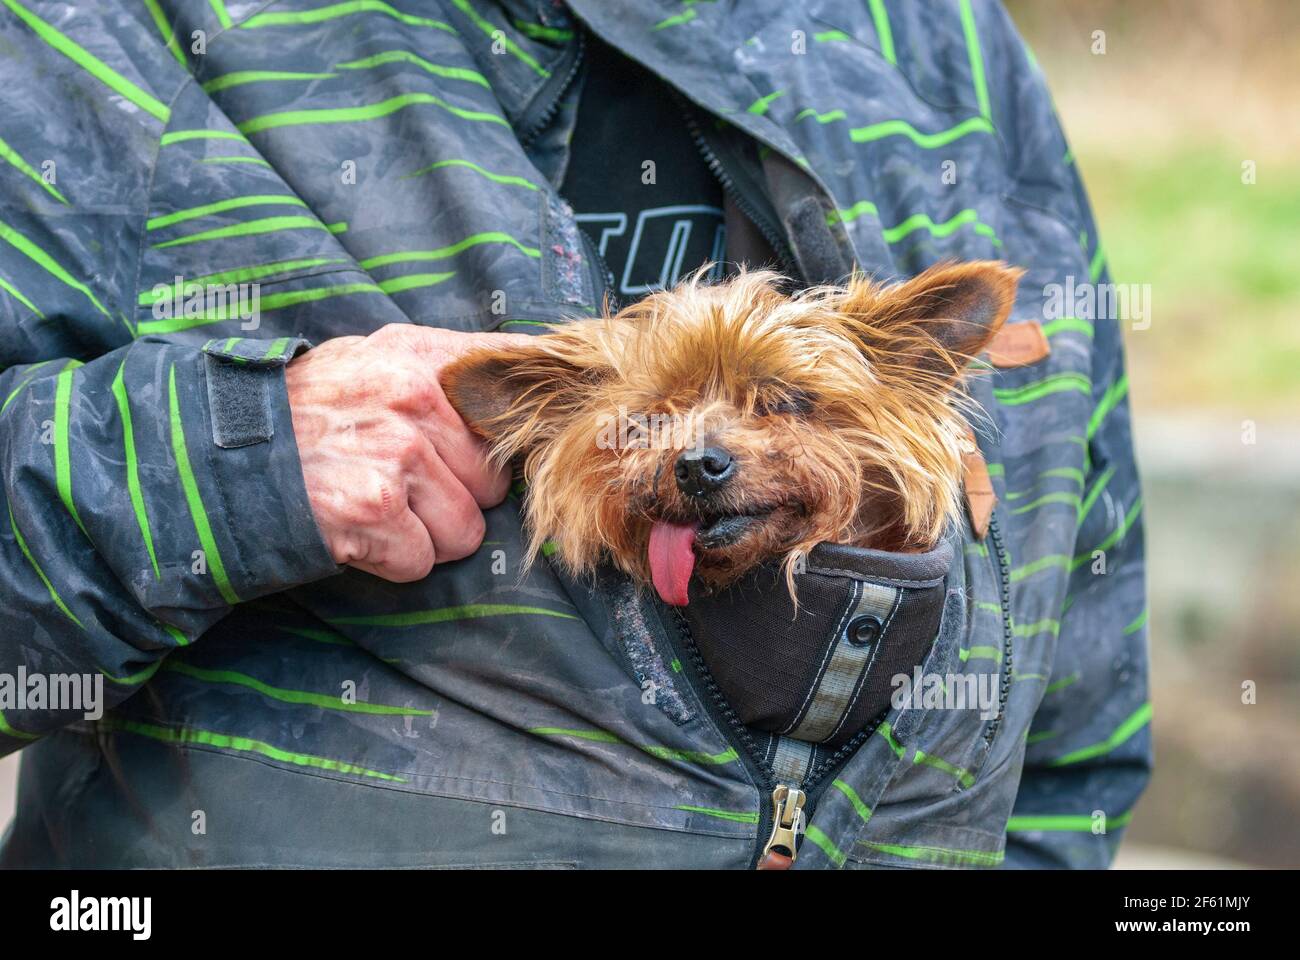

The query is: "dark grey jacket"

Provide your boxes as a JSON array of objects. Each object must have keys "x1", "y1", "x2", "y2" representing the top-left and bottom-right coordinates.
[{"x1": 0, "y1": 0, "x2": 1149, "y2": 868}]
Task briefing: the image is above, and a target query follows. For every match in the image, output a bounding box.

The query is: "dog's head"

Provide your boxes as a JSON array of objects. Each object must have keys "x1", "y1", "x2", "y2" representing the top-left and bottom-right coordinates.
[{"x1": 442, "y1": 261, "x2": 1021, "y2": 604}]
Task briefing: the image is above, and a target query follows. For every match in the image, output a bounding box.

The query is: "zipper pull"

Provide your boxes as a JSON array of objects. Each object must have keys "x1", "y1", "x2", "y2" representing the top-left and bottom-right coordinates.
[{"x1": 757, "y1": 784, "x2": 807, "y2": 870}]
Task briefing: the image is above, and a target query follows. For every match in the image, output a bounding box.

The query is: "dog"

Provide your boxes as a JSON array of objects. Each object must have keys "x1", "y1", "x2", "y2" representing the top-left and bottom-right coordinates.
[{"x1": 442, "y1": 261, "x2": 1021, "y2": 606}]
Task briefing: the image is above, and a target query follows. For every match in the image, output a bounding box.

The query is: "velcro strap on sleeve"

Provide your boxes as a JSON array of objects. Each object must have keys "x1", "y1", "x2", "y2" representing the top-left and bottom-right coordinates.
[{"x1": 202, "y1": 337, "x2": 310, "y2": 449}]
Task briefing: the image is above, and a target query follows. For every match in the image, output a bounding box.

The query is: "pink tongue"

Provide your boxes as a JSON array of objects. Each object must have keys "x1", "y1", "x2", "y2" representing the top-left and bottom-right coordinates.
[{"x1": 648, "y1": 521, "x2": 698, "y2": 606}]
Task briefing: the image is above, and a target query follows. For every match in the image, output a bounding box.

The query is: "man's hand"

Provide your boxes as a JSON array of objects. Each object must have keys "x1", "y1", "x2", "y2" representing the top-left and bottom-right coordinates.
[{"x1": 285, "y1": 324, "x2": 533, "y2": 582}]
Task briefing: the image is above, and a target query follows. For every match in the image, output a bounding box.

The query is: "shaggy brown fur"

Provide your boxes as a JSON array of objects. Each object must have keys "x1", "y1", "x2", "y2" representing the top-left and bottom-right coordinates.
[{"x1": 442, "y1": 260, "x2": 1021, "y2": 597}]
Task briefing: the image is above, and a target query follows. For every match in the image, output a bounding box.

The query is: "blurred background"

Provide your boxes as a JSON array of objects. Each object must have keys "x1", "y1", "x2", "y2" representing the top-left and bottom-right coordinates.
[
  {"x1": 2, "y1": 0, "x2": 1296, "y2": 867},
  {"x1": 1006, "y1": 0, "x2": 1300, "y2": 868}
]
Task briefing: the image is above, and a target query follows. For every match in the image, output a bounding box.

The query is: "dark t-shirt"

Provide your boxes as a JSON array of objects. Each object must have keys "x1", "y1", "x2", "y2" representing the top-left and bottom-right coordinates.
[{"x1": 560, "y1": 35, "x2": 726, "y2": 302}]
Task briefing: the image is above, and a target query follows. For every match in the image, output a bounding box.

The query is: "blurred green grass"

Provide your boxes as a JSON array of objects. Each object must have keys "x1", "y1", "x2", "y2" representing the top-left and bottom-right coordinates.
[
  {"x1": 1085, "y1": 147, "x2": 1300, "y2": 413},
  {"x1": 1009, "y1": 0, "x2": 1300, "y2": 416}
]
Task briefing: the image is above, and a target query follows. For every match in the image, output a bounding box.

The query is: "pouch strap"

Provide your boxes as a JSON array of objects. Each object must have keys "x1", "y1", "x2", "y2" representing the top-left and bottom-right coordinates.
[
  {"x1": 961, "y1": 425, "x2": 995, "y2": 540},
  {"x1": 986, "y1": 320, "x2": 1050, "y2": 368}
]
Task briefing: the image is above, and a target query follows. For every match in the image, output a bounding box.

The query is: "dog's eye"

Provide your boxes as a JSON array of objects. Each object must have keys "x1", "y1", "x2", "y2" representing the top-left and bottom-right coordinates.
[{"x1": 756, "y1": 391, "x2": 813, "y2": 417}]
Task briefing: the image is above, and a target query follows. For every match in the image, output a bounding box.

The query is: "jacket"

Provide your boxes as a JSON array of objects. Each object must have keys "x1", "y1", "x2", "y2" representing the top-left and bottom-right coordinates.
[{"x1": 0, "y1": 0, "x2": 1150, "y2": 868}]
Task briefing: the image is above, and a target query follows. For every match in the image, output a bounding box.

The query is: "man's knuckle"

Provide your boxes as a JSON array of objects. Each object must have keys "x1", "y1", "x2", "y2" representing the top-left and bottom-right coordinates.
[
  {"x1": 441, "y1": 506, "x2": 485, "y2": 561},
  {"x1": 348, "y1": 479, "x2": 398, "y2": 526},
  {"x1": 373, "y1": 322, "x2": 408, "y2": 342},
  {"x1": 386, "y1": 367, "x2": 438, "y2": 411},
  {"x1": 408, "y1": 375, "x2": 441, "y2": 411},
  {"x1": 385, "y1": 422, "x2": 422, "y2": 460}
]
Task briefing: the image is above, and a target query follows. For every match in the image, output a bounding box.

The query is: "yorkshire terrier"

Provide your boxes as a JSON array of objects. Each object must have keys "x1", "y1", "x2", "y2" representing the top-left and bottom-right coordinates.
[{"x1": 442, "y1": 261, "x2": 1021, "y2": 606}]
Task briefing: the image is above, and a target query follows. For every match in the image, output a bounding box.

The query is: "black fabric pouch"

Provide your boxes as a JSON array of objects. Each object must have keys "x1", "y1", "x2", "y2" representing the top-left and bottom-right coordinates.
[{"x1": 675, "y1": 538, "x2": 953, "y2": 752}]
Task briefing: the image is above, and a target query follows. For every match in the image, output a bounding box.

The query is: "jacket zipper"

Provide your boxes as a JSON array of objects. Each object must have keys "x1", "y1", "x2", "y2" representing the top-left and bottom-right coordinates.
[
  {"x1": 536, "y1": 29, "x2": 798, "y2": 303},
  {"x1": 677, "y1": 103, "x2": 801, "y2": 280},
  {"x1": 670, "y1": 608, "x2": 778, "y2": 867},
  {"x1": 761, "y1": 784, "x2": 807, "y2": 866},
  {"x1": 670, "y1": 608, "x2": 885, "y2": 868},
  {"x1": 561, "y1": 6, "x2": 806, "y2": 278},
  {"x1": 517, "y1": 29, "x2": 586, "y2": 149},
  {"x1": 577, "y1": 224, "x2": 617, "y2": 313},
  {"x1": 515, "y1": 28, "x2": 616, "y2": 313},
  {"x1": 984, "y1": 510, "x2": 1015, "y2": 744}
]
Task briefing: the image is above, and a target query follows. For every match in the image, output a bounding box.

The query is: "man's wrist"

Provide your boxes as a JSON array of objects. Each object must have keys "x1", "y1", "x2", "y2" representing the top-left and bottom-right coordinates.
[{"x1": 196, "y1": 338, "x2": 341, "y2": 600}]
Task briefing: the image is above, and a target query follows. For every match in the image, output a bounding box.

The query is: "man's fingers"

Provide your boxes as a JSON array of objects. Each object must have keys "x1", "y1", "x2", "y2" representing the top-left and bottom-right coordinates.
[
  {"x1": 298, "y1": 325, "x2": 529, "y2": 581},
  {"x1": 354, "y1": 507, "x2": 436, "y2": 582},
  {"x1": 418, "y1": 399, "x2": 511, "y2": 507},
  {"x1": 406, "y1": 438, "x2": 488, "y2": 562}
]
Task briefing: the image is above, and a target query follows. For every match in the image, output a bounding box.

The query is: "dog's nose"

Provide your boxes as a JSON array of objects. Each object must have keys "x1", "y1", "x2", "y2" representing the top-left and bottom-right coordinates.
[{"x1": 674, "y1": 446, "x2": 736, "y2": 497}]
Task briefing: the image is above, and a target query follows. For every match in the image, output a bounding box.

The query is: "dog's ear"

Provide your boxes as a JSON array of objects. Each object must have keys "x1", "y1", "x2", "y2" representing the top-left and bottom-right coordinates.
[
  {"x1": 441, "y1": 338, "x2": 599, "y2": 451},
  {"x1": 843, "y1": 261, "x2": 1023, "y2": 377}
]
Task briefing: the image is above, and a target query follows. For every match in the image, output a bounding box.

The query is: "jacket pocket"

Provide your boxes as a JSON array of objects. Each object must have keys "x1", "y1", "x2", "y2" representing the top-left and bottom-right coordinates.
[{"x1": 678, "y1": 537, "x2": 955, "y2": 753}]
